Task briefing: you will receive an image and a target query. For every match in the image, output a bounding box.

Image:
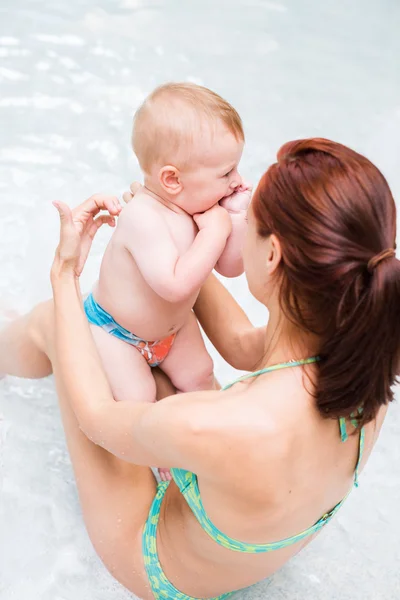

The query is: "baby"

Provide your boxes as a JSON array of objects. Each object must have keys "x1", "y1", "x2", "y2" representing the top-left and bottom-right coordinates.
[{"x1": 84, "y1": 83, "x2": 251, "y2": 478}]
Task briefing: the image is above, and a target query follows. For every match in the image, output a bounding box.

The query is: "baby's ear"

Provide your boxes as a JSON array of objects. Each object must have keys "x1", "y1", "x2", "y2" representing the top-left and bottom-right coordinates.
[{"x1": 159, "y1": 166, "x2": 182, "y2": 195}]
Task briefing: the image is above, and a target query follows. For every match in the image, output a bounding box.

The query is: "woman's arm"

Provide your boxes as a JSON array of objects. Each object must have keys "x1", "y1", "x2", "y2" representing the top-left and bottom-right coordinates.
[
  {"x1": 194, "y1": 274, "x2": 266, "y2": 371},
  {"x1": 50, "y1": 198, "x2": 222, "y2": 474},
  {"x1": 214, "y1": 213, "x2": 247, "y2": 277},
  {"x1": 214, "y1": 182, "x2": 253, "y2": 278}
]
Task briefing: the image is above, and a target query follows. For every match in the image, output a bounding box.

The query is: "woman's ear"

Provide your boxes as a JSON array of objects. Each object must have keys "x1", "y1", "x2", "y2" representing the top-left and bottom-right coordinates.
[
  {"x1": 159, "y1": 166, "x2": 182, "y2": 195},
  {"x1": 266, "y1": 233, "x2": 282, "y2": 275}
]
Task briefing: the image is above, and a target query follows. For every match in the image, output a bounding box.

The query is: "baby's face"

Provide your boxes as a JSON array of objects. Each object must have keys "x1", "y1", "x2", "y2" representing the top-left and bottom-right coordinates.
[{"x1": 178, "y1": 124, "x2": 244, "y2": 215}]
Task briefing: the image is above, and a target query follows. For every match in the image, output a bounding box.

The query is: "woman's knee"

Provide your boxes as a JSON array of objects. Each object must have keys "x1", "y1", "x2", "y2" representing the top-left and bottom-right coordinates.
[
  {"x1": 29, "y1": 300, "x2": 54, "y2": 352},
  {"x1": 28, "y1": 300, "x2": 55, "y2": 370},
  {"x1": 0, "y1": 301, "x2": 53, "y2": 378}
]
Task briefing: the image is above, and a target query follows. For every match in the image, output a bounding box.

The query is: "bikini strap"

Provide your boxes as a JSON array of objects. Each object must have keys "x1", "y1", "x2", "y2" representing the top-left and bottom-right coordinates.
[
  {"x1": 354, "y1": 426, "x2": 365, "y2": 488},
  {"x1": 339, "y1": 407, "x2": 363, "y2": 442},
  {"x1": 222, "y1": 356, "x2": 320, "y2": 391},
  {"x1": 339, "y1": 417, "x2": 348, "y2": 442},
  {"x1": 339, "y1": 417, "x2": 365, "y2": 487}
]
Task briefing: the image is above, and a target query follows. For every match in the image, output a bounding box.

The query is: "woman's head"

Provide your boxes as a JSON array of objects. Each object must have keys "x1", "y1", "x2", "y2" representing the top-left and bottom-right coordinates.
[{"x1": 246, "y1": 138, "x2": 400, "y2": 425}]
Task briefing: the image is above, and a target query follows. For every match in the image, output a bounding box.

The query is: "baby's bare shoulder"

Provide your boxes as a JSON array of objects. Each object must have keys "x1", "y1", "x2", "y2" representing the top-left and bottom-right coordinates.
[
  {"x1": 117, "y1": 193, "x2": 165, "y2": 233},
  {"x1": 120, "y1": 192, "x2": 161, "y2": 218}
]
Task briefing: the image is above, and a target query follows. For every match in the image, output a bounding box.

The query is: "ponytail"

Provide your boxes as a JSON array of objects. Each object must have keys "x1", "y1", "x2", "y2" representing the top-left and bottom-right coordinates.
[{"x1": 317, "y1": 253, "x2": 400, "y2": 425}]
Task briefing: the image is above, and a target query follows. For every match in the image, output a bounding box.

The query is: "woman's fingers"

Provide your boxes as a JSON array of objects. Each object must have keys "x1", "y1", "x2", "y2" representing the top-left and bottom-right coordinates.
[
  {"x1": 72, "y1": 194, "x2": 121, "y2": 227},
  {"x1": 122, "y1": 190, "x2": 133, "y2": 204},
  {"x1": 86, "y1": 193, "x2": 121, "y2": 215},
  {"x1": 123, "y1": 181, "x2": 142, "y2": 204},
  {"x1": 53, "y1": 200, "x2": 78, "y2": 247},
  {"x1": 87, "y1": 214, "x2": 116, "y2": 239},
  {"x1": 53, "y1": 201, "x2": 81, "y2": 267},
  {"x1": 100, "y1": 195, "x2": 121, "y2": 216},
  {"x1": 52, "y1": 196, "x2": 118, "y2": 277},
  {"x1": 53, "y1": 200, "x2": 73, "y2": 225},
  {"x1": 68, "y1": 194, "x2": 120, "y2": 243},
  {"x1": 130, "y1": 182, "x2": 142, "y2": 195}
]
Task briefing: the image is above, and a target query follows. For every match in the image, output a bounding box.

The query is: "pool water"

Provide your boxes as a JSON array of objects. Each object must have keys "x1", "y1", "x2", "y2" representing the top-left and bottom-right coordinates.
[{"x1": 1, "y1": 1, "x2": 399, "y2": 598}]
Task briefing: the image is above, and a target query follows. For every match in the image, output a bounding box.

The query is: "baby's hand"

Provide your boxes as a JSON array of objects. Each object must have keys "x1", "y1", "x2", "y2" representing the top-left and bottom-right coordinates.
[
  {"x1": 219, "y1": 182, "x2": 253, "y2": 214},
  {"x1": 193, "y1": 203, "x2": 232, "y2": 238}
]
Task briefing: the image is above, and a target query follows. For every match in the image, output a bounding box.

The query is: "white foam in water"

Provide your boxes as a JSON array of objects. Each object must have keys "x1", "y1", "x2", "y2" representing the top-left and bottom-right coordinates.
[
  {"x1": 35, "y1": 61, "x2": 51, "y2": 71},
  {"x1": 21, "y1": 134, "x2": 73, "y2": 150},
  {"x1": 51, "y1": 75, "x2": 67, "y2": 84},
  {"x1": 33, "y1": 34, "x2": 86, "y2": 46},
  {"x1": 58, "y1": 56, "x2": 80, "y2": 70},
  {"x1": 90, "y1": 45, "x2": 122, "y2": 60},
  {"x1": 0, "y1": 67, "x2": 28, "y2": 81},
  {"x1": 0, "y1": 1, "x2": 399, "y2": 599},
  {"x1": 119, "y1": 0, "x2": 147, "y2": 8},
  {"x1": 0, "y1": 47, "x2": 30, "y2": 57},
  {"x1": 0, "y1": 95, "x2": 65, "y2": 108},
  {"x1": 0, "y1": 36, "x2": 20, "y2": 45},
  {"x1": 87, "y1": 140, "x2": 120, "y2": 163},
  {"x1": 0, "y1": 95, "x2": 84, "y2": 112},
  {"x1": 263, "y1": 1, "x2": 288, "y2": 11},
  {"x1": 0, "y1": 147, "x2": 63, "y2": 165}
]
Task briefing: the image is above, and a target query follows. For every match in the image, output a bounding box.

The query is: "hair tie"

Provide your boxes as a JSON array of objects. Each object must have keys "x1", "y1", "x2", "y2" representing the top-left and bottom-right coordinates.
[{"x1": 367, "y1": 248, "x2": 396, "y2": 273}]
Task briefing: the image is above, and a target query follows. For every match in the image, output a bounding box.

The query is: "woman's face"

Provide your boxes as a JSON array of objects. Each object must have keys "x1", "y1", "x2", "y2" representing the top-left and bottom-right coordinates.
[{"x1": 243, "y1": 202, "x2": 271, "y2": 305}]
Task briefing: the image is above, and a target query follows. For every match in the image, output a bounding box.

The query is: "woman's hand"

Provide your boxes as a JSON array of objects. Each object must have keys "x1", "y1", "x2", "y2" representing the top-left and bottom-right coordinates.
[
  {"x1": 51, "y1": 194, "x2": 121, "y2": 279},
  {"x1": 122, "y1": 181, "x2": 143, "y2": 204}
]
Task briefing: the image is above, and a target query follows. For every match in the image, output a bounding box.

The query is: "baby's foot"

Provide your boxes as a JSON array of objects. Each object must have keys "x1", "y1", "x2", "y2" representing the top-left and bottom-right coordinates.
[{"x1": 158, "y1": 467, "x2": 172, "y2": 482}]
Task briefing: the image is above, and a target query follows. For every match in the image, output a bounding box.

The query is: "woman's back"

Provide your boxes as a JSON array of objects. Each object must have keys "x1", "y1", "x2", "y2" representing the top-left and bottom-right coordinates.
[{"x1": 155, "y1": 360, "x2": 386, "y2": 598}]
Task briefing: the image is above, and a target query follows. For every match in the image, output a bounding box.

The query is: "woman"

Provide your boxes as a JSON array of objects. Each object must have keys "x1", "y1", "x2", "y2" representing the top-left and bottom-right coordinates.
[{"x1": 1, "y1": 138, "x2": 399, "y2": 599}]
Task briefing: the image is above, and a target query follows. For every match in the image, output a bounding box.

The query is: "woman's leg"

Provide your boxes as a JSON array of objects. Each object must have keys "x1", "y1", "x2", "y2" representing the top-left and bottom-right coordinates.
[{"x1": 0, "y1": 301, "x2": 174, "y2": 598}]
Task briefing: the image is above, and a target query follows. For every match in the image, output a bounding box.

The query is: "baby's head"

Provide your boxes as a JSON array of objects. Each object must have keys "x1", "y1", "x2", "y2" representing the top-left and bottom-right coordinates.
[{"x1": 132, "y1": 83, "x2": 244, "y2": 214}]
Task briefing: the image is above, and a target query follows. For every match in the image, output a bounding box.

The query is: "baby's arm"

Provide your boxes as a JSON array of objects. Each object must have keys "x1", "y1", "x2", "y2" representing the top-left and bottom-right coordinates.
[
  {"x1": 215, "y1": 183, "x2": 252, "y2": 278},
  {"x1": 118, "y1": 202, "x2": 231, "y2": 303}
]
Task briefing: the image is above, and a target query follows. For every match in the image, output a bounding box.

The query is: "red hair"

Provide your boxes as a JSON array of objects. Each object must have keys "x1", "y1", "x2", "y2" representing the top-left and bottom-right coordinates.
[{"x1": 253, "y1": 138, "x2": 400, "y2": 426}]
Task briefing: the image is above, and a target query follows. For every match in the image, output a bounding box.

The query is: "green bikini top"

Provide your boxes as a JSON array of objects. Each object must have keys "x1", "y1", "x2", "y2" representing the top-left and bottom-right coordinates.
[{"x1": 171, "y1": 357, "x2": 365, "y2": 554}]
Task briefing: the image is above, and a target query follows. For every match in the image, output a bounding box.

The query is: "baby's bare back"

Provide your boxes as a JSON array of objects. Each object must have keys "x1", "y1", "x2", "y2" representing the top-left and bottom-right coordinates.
[{"x1": 94, "y1": 194, "x2": 199, "y2": 341}]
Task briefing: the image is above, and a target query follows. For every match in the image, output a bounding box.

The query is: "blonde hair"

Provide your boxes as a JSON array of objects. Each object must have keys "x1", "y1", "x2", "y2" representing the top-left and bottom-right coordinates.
[{"x1": 132, "y1": 82, "x2": 244, "y2": 173}]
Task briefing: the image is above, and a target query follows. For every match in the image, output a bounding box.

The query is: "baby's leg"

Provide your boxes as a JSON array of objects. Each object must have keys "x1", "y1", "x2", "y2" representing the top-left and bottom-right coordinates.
[
  {"x1": 156, "y1": 312, "x2": 215, "y2": 481},
  {"x1": 90, "y1": 325, "x2": 156, "y2": 404},
  {"x1": 161, "y1": 311, "x2": 216, "y2": 394}
]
